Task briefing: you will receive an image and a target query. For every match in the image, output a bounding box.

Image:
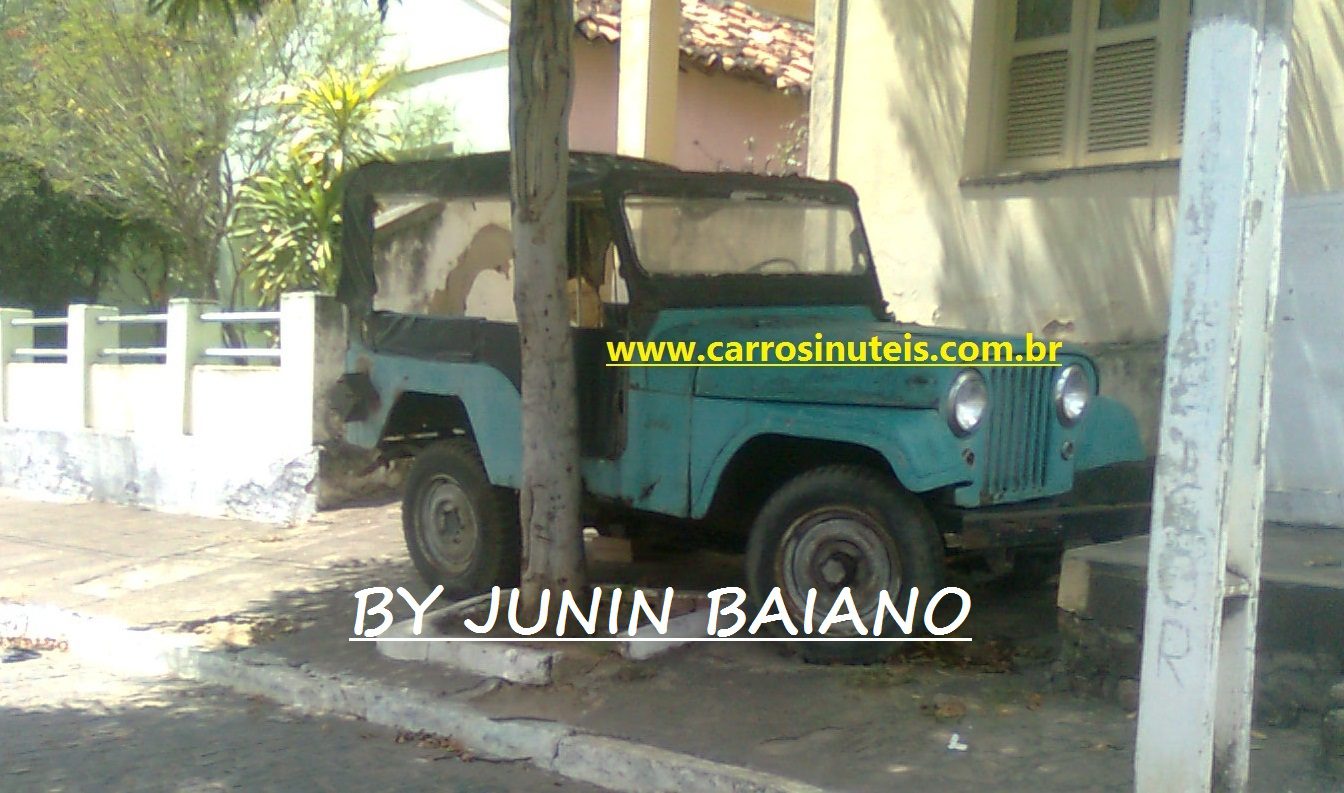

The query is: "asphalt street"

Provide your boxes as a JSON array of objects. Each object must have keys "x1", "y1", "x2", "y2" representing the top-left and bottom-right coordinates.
[{"x1": 0, "y1": 650, "x2": 603, "y2": 793}]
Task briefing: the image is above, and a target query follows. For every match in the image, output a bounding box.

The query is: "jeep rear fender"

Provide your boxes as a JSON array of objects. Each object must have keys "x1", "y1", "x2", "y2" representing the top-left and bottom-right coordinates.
[{"x1": 345, "y1": 354, "x2": 523, "y2": 487}]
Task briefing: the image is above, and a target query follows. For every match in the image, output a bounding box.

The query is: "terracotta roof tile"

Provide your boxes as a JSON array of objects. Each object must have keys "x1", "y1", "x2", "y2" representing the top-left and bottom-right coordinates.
[{"x1": 574, "y1": 0, "x2": 814, "y2": 94}]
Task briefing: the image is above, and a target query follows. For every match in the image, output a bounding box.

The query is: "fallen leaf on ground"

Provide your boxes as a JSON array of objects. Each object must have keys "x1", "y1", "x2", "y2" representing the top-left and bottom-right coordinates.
[
  {"x1": 395, "y1": 730, "x2": 474, "y2": 759},
  {"x1": 923, "y1": 693, "x2": 969, "y2": 720}
]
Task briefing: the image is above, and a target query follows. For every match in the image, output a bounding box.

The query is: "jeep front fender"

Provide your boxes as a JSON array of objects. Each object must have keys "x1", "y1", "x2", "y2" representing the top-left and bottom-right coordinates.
[{"x1": 688, "y1": 399, "x2": 970, "y2": 519}]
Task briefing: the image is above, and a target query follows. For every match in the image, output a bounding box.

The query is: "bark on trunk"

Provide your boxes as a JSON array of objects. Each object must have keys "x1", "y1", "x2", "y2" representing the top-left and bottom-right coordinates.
[{"x1": 508, "y1": 0, "x2": 585, "y2": 615}]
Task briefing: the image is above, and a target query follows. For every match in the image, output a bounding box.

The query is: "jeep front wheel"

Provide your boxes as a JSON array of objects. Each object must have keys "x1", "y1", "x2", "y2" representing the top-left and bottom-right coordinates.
[
  {"x1": 745, "y1": 466, "x2": 943, "y2": 664},
  {"x1": 402, "y1": 440, "x2": 520, "y2": 599}
]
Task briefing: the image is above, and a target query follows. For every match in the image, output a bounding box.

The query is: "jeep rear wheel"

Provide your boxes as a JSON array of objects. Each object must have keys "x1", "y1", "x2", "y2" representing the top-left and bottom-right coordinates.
[
  {"x1": 402, "y1": 440, "x2": 520, "y2": 599},
  {"x1": 745, "y1": 466, "x2": 943, "y2": 664}
]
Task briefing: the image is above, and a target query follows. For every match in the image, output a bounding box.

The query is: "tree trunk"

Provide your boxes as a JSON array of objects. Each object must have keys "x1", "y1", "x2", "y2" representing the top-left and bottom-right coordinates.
[{"x1": 508, "y1": 0, "x2": 585, "y2": 615}]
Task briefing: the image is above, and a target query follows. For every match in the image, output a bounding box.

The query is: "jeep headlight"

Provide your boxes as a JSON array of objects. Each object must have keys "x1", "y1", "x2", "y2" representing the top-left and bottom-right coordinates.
[
  {"x1": 1053, "y1": 364, "x2": 1091, "y2": 426},
  {"x1": 946, "y1": 370, "x2": 988, "y2": 437}
]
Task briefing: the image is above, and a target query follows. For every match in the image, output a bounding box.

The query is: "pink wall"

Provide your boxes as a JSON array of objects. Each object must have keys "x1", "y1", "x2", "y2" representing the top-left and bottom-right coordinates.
[{"x1": 568, "y1": 39, "x2": 807, "y2": 173}]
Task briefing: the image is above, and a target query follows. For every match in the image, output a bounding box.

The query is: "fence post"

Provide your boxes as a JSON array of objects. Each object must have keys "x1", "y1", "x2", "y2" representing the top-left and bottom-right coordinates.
[
  {"x1": 166, "y1": 299, "x2": 218, "y2": 436},
  {"x1": 0, "y1": 307, "x2": 34, "y2": 423},
  {"x1": 280, "y1": 292, "x2": 346, "y2": 449},
  {"x1": 67, "y1": 304, "x2": 119, "y2": 429}
]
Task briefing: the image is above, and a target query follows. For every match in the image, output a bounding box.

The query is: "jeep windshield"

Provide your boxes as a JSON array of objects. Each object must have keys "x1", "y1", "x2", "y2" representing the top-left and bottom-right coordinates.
[{"x1": 622, "y1": 193, "x2": 868, "y2": 277}]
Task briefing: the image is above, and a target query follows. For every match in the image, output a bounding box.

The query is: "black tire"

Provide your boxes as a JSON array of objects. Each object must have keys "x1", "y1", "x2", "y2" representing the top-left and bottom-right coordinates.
[
  {"x1": 745, "y1": 466, "x2": 944, "y2": 664},
  {"x1": 402, "y1": 440, "x2": 520, "y2": 599}
]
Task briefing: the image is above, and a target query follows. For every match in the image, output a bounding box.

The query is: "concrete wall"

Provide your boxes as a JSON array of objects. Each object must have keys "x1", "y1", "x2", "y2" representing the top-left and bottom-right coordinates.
[
  {"x1": 380, "y1": 0, "x2": 511, "y2": 154},
  {"x1": 0, "y1": 293, "x2": 344, "y2": 525},
  {"x1": 88, "y1": 365, "x2": 173, "y2": 436},
  {"x1": 1266, "y1": 192, "x2": 1344, "y2": 528}
]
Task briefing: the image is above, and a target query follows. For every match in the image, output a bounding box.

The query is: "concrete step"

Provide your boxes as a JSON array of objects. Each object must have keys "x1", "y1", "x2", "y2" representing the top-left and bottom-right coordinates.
[{"x1": 1055, "y1": 524, "x2": 1344, "y2": 724}]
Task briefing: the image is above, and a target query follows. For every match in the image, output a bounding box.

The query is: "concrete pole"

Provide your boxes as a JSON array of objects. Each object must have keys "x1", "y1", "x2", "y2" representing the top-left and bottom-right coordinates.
[
  {"x1": 67, "y1": 305, "x2": 119, "y2": 429},
  {"x1": 166, "y1": 299, "x2": 218, "y2": 436},
  {"x1": 0, "y1": 308, "x2": 34, "y2": 423},
  {"x1": 279, "y1": 292, "x2": 346, "y2": 449},
  {"x1": 807, "y1": 0, "x2": 846, "y2": 180},
  {"x1": 617, "y1": 0, "x2": 680, "y2": 164},
  {"x1": 1134, "y1": 1, "x2": 1293, "y2": 792}
]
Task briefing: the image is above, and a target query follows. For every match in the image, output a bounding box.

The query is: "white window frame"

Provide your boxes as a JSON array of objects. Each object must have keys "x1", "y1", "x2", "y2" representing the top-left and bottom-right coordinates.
[{"x1": 967, "y1": 0, "x2": 1190, "y2": 176}]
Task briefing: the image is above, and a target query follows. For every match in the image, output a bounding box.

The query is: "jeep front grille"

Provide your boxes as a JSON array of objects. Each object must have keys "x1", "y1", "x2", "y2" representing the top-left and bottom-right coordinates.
[{"x1": 982, "y1": 367, "x2": 1053, "y2": 502}]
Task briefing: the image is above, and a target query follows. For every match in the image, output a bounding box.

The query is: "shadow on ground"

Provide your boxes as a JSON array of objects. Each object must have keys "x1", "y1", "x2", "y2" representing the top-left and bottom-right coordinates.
[
  {"x1": 0, "y1": 654, "x2": 595, "y2": 793},
  {"x1": 194, "y1": 519, "x2": 1337, "y2": 793}
]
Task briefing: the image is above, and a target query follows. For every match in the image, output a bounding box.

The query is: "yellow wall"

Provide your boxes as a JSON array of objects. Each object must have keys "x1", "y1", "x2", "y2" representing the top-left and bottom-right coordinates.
[
  {"x1": 833, "y1": 0, "x2": 1344, "y2": 346},
  {"x1": 752, "y1": 0, "x2": 814, "y2": 22},
  {"x1": 1287, "y1": 0, "x2": 1344, "y2": 194}
]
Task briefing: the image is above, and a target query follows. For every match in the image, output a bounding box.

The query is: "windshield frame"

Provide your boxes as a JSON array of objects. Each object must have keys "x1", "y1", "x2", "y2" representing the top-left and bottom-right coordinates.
[
  {"x1": 602, "y1": 171, "x2": 886, "y2": 317},
  {"x1": 621, "y1": 193, "x2": 866, "y2": 278}
]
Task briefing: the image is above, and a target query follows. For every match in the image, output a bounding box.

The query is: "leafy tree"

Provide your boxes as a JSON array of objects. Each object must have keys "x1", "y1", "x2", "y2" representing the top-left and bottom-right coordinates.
[
  {"x1": 0, "y1": 156, "x2": 133, "y2": 312},
  {"x1": 1, "y1": 0, "x2": 247, "y2": 299},
  {"x1": 0, "y1": 0, "x2": 394, "y2": 305}
]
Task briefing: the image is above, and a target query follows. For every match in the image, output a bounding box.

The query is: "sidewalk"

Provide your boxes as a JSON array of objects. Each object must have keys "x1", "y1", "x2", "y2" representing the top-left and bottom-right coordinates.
[{"x1": 2, "y1": 491, "x2": 1335, "y2": 792}]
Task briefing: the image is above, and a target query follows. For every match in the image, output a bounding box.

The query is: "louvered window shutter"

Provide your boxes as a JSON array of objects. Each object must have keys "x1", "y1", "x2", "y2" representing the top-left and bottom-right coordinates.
[
  {"x1": 1086, "y1": 37, "x2": 1159, "y2": 152},
  {"x1": 1005, "y1": 50, "x2": 1071, "y2": 160}
]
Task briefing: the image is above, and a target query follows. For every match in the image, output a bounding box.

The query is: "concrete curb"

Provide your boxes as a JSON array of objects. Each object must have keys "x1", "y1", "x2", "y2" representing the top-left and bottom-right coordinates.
[
  {"x1": 0, "y1": 601, "x2": 829, "y2": 793},
  {"x1": 376, "y1": 598, "x2": 559, "y2": 686},
  {"x1": 375, "y1": 595, "x2": 712, "y2": 681}
]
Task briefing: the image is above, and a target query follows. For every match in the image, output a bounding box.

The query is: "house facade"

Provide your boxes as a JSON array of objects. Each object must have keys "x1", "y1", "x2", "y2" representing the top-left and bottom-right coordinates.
[
  {"x1": 810, "y1": 0, "x2": 1344, "y2": 526},
  {"x1": 381, "y1": 0, "x2": 812, "y2": 172}
]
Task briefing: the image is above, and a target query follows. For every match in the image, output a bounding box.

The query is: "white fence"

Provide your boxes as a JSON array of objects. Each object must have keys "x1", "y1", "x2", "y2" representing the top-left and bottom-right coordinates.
[{"x1": 0, "y1": 293, "x2": 347, "y2": 524}]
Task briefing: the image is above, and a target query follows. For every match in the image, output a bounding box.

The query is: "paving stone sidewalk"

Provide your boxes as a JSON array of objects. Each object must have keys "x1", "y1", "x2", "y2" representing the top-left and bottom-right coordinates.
[{"x1": 2, "y1": 491, "x2": 1336, "y2": 793}]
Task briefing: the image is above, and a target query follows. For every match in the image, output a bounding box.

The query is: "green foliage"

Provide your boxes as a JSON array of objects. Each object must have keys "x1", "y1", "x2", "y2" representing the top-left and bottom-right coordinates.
[
  {"x1": 0, "y1": 0, "x2": 406, "y2": 306},
  {"x1": 0, "y1": 157, "x2": 134, "y2": 312},
  {"x1": 1, "y1": 0, "x2": 259, "y2": 298},
  {"x1": 146, "y1": 0, "x2": 267, "y2": 30},
  {"x1": 147, "y1": 0, "x2": 392, "y2": 30},
  {"x1": 232, "y1": 66, "x2": 453, "y2": 306}
]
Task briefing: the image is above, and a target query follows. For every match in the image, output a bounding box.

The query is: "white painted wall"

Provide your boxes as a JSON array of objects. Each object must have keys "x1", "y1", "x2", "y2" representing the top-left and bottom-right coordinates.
[
  {"x1": 190, "y1": 367, "x2": 289, "y2": 442},
  {"x1": 88, "y1": 365, "x2": 174, "y2": 436},
  {"x1": 5, "y1": 364, "x2": 75, "y2": 431},
  {"x1": 0, "y1": 294, "x2": 342, "y2": 524},
  {"x1": 1266, "y1": 192, "x2": 1344, "y2": 527}
]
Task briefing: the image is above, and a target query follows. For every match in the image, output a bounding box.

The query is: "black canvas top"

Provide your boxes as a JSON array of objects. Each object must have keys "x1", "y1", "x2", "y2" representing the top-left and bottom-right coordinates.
[{"x1": 337, "y1": 151, "x2": 676, "y2": 315}]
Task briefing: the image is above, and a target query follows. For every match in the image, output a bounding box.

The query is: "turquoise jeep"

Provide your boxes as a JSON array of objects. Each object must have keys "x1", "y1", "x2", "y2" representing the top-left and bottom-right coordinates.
[{"x1": 330, "y1": 152, "x2": 1149, "y2": 660}]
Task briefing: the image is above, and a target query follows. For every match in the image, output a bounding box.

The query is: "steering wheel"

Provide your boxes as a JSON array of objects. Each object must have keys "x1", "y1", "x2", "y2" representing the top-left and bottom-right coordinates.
[{"x1": 746, "y1": 256, "x2": 802, "y2": 274}]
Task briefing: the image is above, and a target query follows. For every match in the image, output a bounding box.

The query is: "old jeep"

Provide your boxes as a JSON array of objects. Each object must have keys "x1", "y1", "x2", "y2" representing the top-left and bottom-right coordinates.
[{"x1": 331, "y1": 152, "x2": 1149, "y2": 661}]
